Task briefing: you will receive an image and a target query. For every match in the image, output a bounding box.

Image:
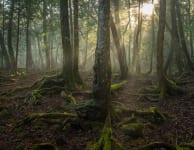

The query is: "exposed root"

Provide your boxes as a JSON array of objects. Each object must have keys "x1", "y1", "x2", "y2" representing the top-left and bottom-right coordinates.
[
  {"x1": 16, "y1": 112, "x2": 77, "y2": 128},
  {"x1": 86, "y1": 114, "x2": 126, "y2": 150},
  {"x1": 115, "y1": 107, "x2": 172, "y2": 125},
  {"x1": 138, "y1": 79, "x2": 184, "y2": 101}
]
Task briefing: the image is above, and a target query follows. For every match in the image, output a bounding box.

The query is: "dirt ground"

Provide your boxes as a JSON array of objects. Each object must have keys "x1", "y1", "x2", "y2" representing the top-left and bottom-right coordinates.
[{"x1": 0, "y1": 71, "x2": 194, "y2": 150}]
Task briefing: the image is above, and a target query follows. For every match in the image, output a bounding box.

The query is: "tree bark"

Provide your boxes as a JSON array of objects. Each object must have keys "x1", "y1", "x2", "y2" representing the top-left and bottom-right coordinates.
[
  {"x1": 132, "y1": 0, "x2": 142, "y2": 73},
  {"x1": 176, "y1": 0, "x2": 193, "y2": 70},
  {"x1": 43, "y1": 0, "x2": 51, "y2": 70},
  {"x1": 73, "y1": 0, "x2": 82, "y2": 84},
  {"x1": 7, "y1": 0, "x2": 16, "y2": 72},
  {"x1": 157, "y1": 0, "x2": 166, "y2": 98},
  {"x1": 110, "y1": 15, "x2": 128, "y2": 79},
  {"x1": 93, "y1": 0, "x2": 111, "y2": 120},
  {"x1": 26, "y1": 1, "x2": 34, "y2": 71},
  {"x1": 60, "y1": 0, "x2": 74, "y2": 86},
  {"x1": 112, "y1": 0, "x2": 128, "y2": 79},
  {"x1": 0, "y1": 31, "x2": 11, "y2": 69}
]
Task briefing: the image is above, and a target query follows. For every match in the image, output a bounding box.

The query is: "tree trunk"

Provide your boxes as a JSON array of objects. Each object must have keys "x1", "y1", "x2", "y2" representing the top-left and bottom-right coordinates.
[
  {"x1": 0, "y1": 31, "x2": 11, "y2": 69},
  {"x1": 110, "y1": 15, "x2": 128, "y2": 79},
  {"x1": 93, "y1": 0, "x2": 111, "y2": 120},
  {"x1": 176, "y1": 0, "x2": 193, "y2": 70},
  {"x1": 16, "y1": 5, "x2": 21, "y2": 69},
  {"x1": 60, "y1": 0, "x2": 75, "y2": 86},
  {"x1": 157, "y1": 0, "x2": 166, "y2": 99},
  {"x1": 73, "y1": 0, "x2": 82, "y2": 84},
  {"x1": 43, "y1": 0, "x2": 51, "y2": 70},
  {"x1": 147, "y1": 9, "x2": 155, "y2": 74},
  {"x1": 26, "y1": 13, "x2": 34, "y2": 71},
  {"x1": 188, "y1": 0, "x2": 194, "y2": 58},
  {"x1": 132, "y1": 0, "x2": 142, "y2": 73},
  {"x1": 7, "y1": 0, "x2": 16, "y2": 73},
  {"x1": 36, "y1": 34, "x2": 44, "y2": 69},
  {"x1": 112, "y1": 0, "x2": 128, "y2": 79}
]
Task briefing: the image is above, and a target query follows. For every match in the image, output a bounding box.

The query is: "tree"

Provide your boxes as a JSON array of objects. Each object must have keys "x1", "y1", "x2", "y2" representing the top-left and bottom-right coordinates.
[
  {"x1": 157, "y1": 0, "x2": 166, "y2": 99},
  {"x1": 111, "y1": 0, "x2": 128, "y2": 79},
  {"x1": 43, "y1": 0, "x2": 51, "y2": 70},
  {"x1": 25, "y1": 0, "x2": 34, "y2": 71},
  {"x1": 93, "y1": 0, "x2": 111, "y2": 120},
  {"x1": 7, "y1": 0, "x2": 16, "y2": 73},
  {"x1": 176, "y1": 0, "x2": 194, "y2": 71},
  {"x1": 73, "y1": 0, "x2": 82, "y2": 84},
  {"x1": 60, "y1": 0, "x2": 75, "y2": 87}
]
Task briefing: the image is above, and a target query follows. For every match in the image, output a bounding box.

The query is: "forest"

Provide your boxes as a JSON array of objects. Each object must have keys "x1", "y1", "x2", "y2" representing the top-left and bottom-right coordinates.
[{"x1": 0, "y1": 0, "x2": 194, "y2": 149}]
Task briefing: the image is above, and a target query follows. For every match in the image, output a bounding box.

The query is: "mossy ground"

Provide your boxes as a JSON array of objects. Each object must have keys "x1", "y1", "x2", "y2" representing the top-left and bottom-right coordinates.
[{"x1": 0, "y1": 71, "x2": 194, "y2": 149}]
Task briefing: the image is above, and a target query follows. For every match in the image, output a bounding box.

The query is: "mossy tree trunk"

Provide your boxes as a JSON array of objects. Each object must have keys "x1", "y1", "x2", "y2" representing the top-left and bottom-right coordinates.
[
  {"x1": 93, "y1": 0, "x2": 111, "y2": 120},
  {"x1": 60, "y1": 0, "x2": 75, "y2": 87}
]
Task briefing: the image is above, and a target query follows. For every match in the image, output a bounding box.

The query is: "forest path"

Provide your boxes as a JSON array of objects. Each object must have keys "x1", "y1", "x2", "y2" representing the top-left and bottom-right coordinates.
[{"x1": 0, "y1": 72, "x2": 194, "y2": 149}]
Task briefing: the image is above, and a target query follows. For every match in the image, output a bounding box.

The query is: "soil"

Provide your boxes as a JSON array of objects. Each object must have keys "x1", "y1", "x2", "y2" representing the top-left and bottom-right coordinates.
[{"x1": 0, "y1": 71, "x2": 194, "y2": 150}]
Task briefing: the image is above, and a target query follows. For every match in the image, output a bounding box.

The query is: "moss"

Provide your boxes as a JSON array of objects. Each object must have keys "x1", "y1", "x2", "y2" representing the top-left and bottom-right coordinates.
[
  {"x1": 86, "y1": 142, "x2": 98, "y2": 150},
  {"x1": 28, "y1": 90, "x2": 42, "y2": 105},
  {"x1": 111, "y1": 81, "x2": 127, "y2": 91},
  {"x1": 166, "y1": 79, "x2": 184, "y2": 96},
  {"x1": 148, "y1": 107, "x2": 166, "y2": 124},
  {"x1": 88, "y1": 114, "x2": 126, "y2": 150},
  {"x1": 120, "y1": 123, "x2": 143, "y2": 138},
  {"x1": 180, "y1": 140, "x2": 194, "y2": 149}
]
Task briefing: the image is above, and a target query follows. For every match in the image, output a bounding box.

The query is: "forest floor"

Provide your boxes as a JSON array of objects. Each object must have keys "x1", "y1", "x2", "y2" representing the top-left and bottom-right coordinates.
[{"x1": 0, "y1": 71, "x2": 194, "y2": 150}]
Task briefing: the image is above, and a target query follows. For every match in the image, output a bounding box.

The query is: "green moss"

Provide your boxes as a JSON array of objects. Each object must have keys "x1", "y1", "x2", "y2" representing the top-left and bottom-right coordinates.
[
  {"x1": 111, "y1": 81, "x2": 127, "y2": 91},
  {"x1": 120, "y1": 123, "x2": 143, "y2": 138},
  {"x1": 148, "y1": 107, "x2": 166, "y2": 124}
]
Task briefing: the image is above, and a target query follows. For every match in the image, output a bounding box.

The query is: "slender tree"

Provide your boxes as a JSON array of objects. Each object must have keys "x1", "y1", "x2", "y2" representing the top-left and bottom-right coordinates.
[
  {"x1": 112, "y1": 0, "x2": 128, "y2": 79},
  {"x1": 157, "y1": 0, "x2": 166, "y2": 99},
  {"x1": 25, "y1": 0, "x2": 34, "y2": 71},
  {"x1": 73, "y1": 0, "x2": 82, "y2": 84},
  {"x1": 176, "y1": 0, "x2": 194, "y2": 71},
  {"x1": 7, "y1": 0, "x2": 16, "y2": 72},
  {"x1": 43, "y1": 0, "x2": 51, "y2": 70}
]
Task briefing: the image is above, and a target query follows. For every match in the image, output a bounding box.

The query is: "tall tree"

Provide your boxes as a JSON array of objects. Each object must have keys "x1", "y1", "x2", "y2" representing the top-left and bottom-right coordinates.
[
  {"x1": 157, "y1": 0, "x2": 166, "y2": 99},
  {"x1": 43, "y1": 0, "x2": 51, "y2": 70},
  {"x1": 132, "y1": 0, "x2": 143, "y2": 73},
  {"x1": 93, "y1": 0, "x2": 111, "y2": 120},
  {"x1": 73, "y1": 0, "x2": 82, "y2": 84},
  {"x1": 7, "y1": 0, "x2": 16, "y2": 72},
  {"x1": 60, "y1": 0, "x2": 75, "y2": 87},
  {"x1": 176, "y1": 0, "x2": 194, "y2": 71},
  {"x1": 112, "y1": 0, "x2": 128, "y2": 79},
  {"x1": 25, "y1": 0, "x2": 34, "y2": 71}
]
